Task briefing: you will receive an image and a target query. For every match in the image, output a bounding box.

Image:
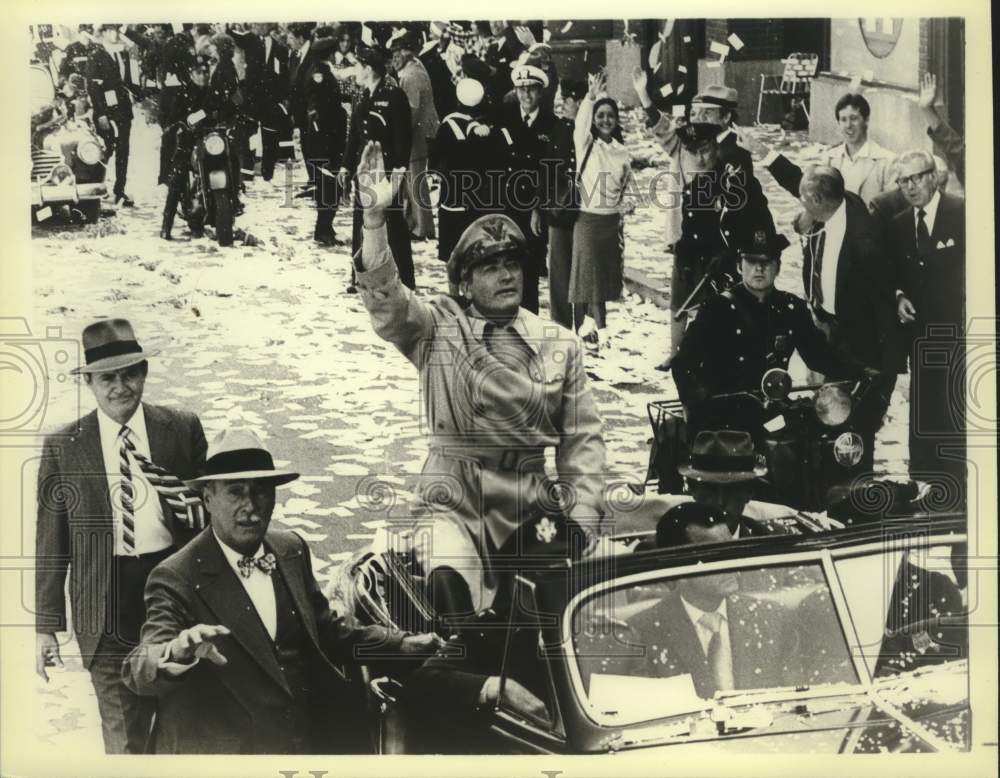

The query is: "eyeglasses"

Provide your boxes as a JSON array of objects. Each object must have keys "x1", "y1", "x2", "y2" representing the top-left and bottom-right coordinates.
[{"x1": 895, "y1": 168, "x2": 935, "y2": 188}]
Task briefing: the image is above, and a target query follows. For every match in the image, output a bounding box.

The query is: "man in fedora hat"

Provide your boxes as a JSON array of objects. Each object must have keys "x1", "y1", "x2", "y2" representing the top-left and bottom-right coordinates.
[
  {"x1": 35, "y1": 317, "x2": 207, "y2": 753},
  {"x1": 123, "y1": 428, "x2": 443, "y2": 753},
  {"x1": 689, "y1": 84, "x2": 754, "y2": 180},
  {"x1": 352, "y1": 139, "x2": 606, "y2": 626},
  {"x1": 672, "y1": 228, "x2": 849, "y2": 433}
]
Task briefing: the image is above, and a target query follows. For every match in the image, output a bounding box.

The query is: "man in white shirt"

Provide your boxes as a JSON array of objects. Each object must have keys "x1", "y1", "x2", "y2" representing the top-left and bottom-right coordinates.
[
  {"x1": 123, "y1": 427, "x2": 443, "y2": 753},
  {"x1": 35, "y1": 318, "x2": 207, "y2": 753}
]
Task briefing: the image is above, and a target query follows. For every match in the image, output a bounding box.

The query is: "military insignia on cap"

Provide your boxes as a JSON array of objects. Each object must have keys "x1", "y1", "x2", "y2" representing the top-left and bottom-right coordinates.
[
  {"x1": 535, "y1": 516, "x2": 557, "y2": 544},
  {"x1": 754, "y1": 230, "x2": 767, "y2": 246},
  {"x1": 313, "y1": 72, "x2": 323, "y2": 82}
]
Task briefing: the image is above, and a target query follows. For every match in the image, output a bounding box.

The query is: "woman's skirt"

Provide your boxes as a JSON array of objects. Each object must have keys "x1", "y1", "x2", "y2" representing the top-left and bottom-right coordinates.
[{"x1": 569, "y1": 210, "x2": 623, "y2": 304}]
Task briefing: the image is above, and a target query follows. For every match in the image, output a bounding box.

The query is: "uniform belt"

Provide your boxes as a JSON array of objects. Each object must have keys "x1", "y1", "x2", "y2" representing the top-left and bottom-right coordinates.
[{"x1": 429, "y1": 444, "x2": 548, "y2": 472}]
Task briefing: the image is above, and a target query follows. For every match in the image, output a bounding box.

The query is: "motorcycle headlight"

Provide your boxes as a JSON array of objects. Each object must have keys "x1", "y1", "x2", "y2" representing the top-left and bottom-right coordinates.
[
  {"x1": 203, "y1": 133, "x2": 225, "y2": 156},
  {"x1": 77, "y1": 140, "x2": 102, "y2": 166},
  {"x1": 833, "y1": 431, "x2": 864, "y2": 468},
  {"x1": 48, "y1": 164, "x2": 74, "y2": 185},
  {"x1": 814, "y1": 384, "x2": 852, "y2": 427}
]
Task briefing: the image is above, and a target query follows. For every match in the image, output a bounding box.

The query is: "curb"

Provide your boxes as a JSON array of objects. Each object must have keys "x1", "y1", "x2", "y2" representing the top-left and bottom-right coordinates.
[{"x1": 623, "y1": 266, "x2": 672, "y2": 312}]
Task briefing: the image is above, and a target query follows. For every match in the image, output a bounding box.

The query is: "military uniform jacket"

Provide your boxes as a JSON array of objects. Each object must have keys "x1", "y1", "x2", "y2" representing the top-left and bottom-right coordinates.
[
  {"x1": 541, "y1": 115, "x2": 577, "y2": 224},
  {"x1": 343, "y1": 77, "x2": 412, "y2": 174},
  {"x1": 85, "y1": 45, "x2": 137, "y2": 122},
  {"x1": 497, "y1": 101, "x2": 557, "y2": 230},
  {"x1": 672, "y1": 283, "x2": 842, "y2": 406},
  {"x1": 60, "y1": 39, "x2": 98, "y2": 80},
  {"x1": 429, "y1": 111, "x2": 504, "y2": 211},
  {"x1": 355, "y1": 223, "x2": 606, "y2": 549}
]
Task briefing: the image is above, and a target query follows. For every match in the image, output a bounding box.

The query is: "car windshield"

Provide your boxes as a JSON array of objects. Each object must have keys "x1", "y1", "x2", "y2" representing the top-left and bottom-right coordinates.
[
  {"x1": 571, "y1": 560, "x2": 856, "y2": 725},
  {"x1": 568, "y1": 540, "x2": 968, "y2": 730}
]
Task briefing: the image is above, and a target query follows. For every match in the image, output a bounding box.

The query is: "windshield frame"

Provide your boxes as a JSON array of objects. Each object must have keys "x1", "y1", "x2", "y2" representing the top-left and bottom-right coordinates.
[{"x1": 562, "y1": 531, "x2": 968, "y2": 734}]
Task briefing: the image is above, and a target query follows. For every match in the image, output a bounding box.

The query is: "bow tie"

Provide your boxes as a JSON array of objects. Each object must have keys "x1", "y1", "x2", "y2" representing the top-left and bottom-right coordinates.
[{"x1": 237, "y1": 552, "x2": 276, "y2": 578}]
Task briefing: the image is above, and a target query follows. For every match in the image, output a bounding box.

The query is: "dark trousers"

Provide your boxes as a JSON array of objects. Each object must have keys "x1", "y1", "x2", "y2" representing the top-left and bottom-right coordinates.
[
  {"x1": 98, "y1": 118, "x2": 132, "y2": 198},
  {"x1": 157, "y1": 87, "x2": 181, "y2": 185},
  {"x1": 260, "y1": 124, "x2": 291, "y2": 181},
  {"x1": 351, "y1": 195, "x2": 415, "y2": 290},
  {"x1": 89, "y1": 548, "x2": 172, "y2": 754},
  {"x1": 548, "y1": 224, "x2": 585, "y2": 330}
]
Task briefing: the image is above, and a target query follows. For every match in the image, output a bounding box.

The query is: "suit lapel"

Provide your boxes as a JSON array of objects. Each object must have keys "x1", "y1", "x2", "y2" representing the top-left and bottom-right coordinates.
[
  {"x1": 73, "y1": 411, "x2": 112, "y2": 521},
  {"x1": 268, "y1": 534, "x2": 321, "y2": 650},
  {"x1": 195, "y1": 533, "x2": 291, "y2": 696},
  {"x1": 661, "y1": 595, "x2": 712, "y2": 694}
]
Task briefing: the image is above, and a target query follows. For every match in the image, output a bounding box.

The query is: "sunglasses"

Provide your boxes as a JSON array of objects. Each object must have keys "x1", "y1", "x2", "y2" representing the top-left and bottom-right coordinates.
[{"x1": 896, "y1": 167, "x2": 935, "y2": 188}]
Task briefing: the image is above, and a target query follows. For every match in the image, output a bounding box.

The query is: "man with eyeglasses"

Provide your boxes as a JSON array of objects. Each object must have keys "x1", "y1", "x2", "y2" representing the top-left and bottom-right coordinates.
[{"x1": 887, "y1": 150, "x2": 966, "y2": 502}]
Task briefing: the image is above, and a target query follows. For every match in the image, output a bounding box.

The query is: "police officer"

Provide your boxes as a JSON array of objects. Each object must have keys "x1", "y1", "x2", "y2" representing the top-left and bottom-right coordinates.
[
  {"x1": 429, "y1": 77, "x2": 504, "y2": 294},
  {"x1": 59, "y1": 24, "x2": 99, "y2": 81},
  {"x1": 340, "y1": 46, "x2": 414, "y2": 291},
  {"x1": 658, "y1": 121, "x2": 776, "y2": 371},
  {"x1": 302, "y1": 37, "x2": 348, "y2": 245},
  {"x1": 671, "y1": 228, "x2": 847, "y2": 436},
  {"x1": 498, "y1": 64, "x2": 556, "y2": 314},
  {"x1": 155, "y1": 25, "x2": 196, "y2": 185}
]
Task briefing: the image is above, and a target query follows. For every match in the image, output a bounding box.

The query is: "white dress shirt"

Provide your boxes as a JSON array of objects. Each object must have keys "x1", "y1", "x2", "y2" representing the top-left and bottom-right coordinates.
[
  {"x1": 680, "y1": 596, "x2": 732, "y2": 657},
  {"x1": 96, "y1": 405, "x2": 172, "y2": 556},
  {"x1": 214, "y1": 533, "x2": 277, "y2": 641},
  {"x1": 521, "y1": 107, "x2": 539, "y2": 127},
  {"x1": 264, "y1": 35, "x2": 272, "y2": 62},
  {"x1": 915, "y1": 189, "x2": 941, "y2": 239},
  {"x1": 816, "y1": 198, "x2": 847, "y2": 315}
]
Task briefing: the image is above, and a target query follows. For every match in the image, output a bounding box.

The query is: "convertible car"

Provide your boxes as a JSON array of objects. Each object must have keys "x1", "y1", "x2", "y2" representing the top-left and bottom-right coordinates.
[{"x1": 336, "y1": 496, "x2": 969, "y2": 755}]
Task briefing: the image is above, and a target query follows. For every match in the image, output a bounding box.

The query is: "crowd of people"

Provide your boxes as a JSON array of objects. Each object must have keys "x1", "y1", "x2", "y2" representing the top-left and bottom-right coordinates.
[{"x1": 33, "y1": 19, "x2": 968, "y2": 756}]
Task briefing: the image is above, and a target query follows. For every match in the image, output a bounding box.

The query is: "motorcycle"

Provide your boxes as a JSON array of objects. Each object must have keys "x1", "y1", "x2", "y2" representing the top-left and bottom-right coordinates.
[
  {"x1": 647, "y1": 367, "x2": 883, "y2": 512},
  {"x1": 163, "y1": 119, "x2": 238, "y2": 246}
]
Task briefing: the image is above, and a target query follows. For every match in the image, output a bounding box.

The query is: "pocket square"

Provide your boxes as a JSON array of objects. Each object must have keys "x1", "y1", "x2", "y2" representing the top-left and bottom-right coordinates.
[
  {"x1": 935, "y1": 240, "x2": 945, "y2": 249},
  {"x1": 946, "y1": 238, "x2": 956, "y2": 247}
]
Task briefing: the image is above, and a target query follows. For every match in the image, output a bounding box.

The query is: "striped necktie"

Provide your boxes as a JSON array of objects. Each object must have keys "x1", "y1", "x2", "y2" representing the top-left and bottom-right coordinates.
[
  {"x1": 118, "y1": 426, "x2": 137, "y2": 552},
  {"x1": 119, "y1": 425, "x2": 206, "y2": 535}
]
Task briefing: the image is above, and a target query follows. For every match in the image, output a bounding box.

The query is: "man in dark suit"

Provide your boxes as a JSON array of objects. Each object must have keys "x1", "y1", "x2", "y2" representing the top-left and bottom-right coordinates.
[
  {"x1": 798, "y1": 166, "x2": 898, "y2": 472},
  {"x1": 888, "y1": 149, "x2": 966, "y2": 502},
  {"x1": 497, "y1": 64, "x2": 557, "y2": 313},
  {"x1": 86, "y1": 24, "x2": 141, "y2": 206},
  {"x1": 341, "y1": 46, "x2": 414, "y2": 290},
  {"x1": 122, "y1": 429, "x2": 442, "y2": 753},
  {"x1": 241, "y1": 23, "x2": 291, "y2": 181},
  {"x1": 285, "y1": 22, "x2": 320, "y2": 193},
  {"x1": 627, "y1": 567, "x2": 799, "y2": 699},
  {"x1": 35, "y1": 318, "x2": 207, "y2": 753}
]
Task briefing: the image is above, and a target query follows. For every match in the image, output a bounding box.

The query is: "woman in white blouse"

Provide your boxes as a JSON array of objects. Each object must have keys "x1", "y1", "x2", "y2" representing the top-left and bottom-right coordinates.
[{"x1": 569, "y1": 70, "x2": 635, "y2": 348}]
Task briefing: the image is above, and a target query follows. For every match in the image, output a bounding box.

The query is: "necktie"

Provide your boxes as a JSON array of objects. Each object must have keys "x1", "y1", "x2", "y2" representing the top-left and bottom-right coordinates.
[
  {"x1": 237, "y1": 552, "x2": 277, "y2": 578},
  {"x1": 483, "y1": 322, "x2": 527, "y2": 372},
  {"x1": 699, "y1": 610, "x2": 734, "y2": 693},
  {"x1": 118, "y1": 426, "x2": 137, "y2": 553},
  {"x1": 916, "y1": 208, "x2": 933, "y2": 257},
  {"x1": 119, "y1": 425, "x2": 207, "y2": 530},
  {"x1": 808, "y1": 223, "x2": 826, "y2": 310}
]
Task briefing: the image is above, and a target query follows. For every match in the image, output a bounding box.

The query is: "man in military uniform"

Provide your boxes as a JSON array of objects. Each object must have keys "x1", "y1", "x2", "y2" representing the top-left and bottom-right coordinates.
[
  {"x1": 87, "y1": 24, "x2": 142, "y2": 207},
  {"x1": 302, "y1": 37, "x2": 348, "y2": 245},
  {"x1": 672, "y1": 229, "x2": 848, "y2": 436},
  {"x1": 353, "y1": 139, "x2": 605, "y2": 621},
  {"x1": 497, "y1": 64, "x2": 556, "y2": 314},
  {"x1": 59, "y1": 24, "x2": 99, "y2": 81},
  {"x1": 429, "y1": 76, "x2": 503, "y2": 294},
  {"x1": 658, "y1": 122, "x2": 777, "y2": 371},
  {"x1": 341, "y1": 47, "x2": 414, "y2": 290}
]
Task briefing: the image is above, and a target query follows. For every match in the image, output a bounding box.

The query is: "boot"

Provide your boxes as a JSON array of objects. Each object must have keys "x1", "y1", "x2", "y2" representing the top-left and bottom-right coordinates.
[{"x1": 160, "y1": 186, "x2": 180, "y2": 240}]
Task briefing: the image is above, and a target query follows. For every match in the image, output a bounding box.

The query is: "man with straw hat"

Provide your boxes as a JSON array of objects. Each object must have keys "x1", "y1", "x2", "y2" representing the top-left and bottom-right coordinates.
[
  {"x1": 35, "y1": 317, "x2": 207, "y2": 753},
  {"x1": 123, "y1": 428, "x2": 443, "y2": 753}
]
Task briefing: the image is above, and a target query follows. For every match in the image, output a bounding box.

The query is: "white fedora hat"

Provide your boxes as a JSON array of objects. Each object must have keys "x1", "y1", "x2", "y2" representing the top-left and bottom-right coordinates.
[{"x1": 186, "y1": 429, "x2": 299, "y2": 487}]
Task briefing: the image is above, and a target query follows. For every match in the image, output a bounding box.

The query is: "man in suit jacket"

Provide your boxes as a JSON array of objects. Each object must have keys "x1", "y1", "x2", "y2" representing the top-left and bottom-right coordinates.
[
  {"x1": 35, "y1": 318, "x2": 207, "y2": 753},
  {"x1": 122, "y1": 429, "x2": 441, "y2": 753},
  {"x1": 285, "y1": 22, "x2": 319, "y2": 191},
  {"x1": 798, "y1": 166, "x2": 898, "y2": 472},
  {"x1": 889, "y1": 150, "x2": 966, "y2": 501},
  {"x1": 86, "y1": 24, "x2": 142, "y2": 206},
  {"x1": 392, "y1": 33, "x2": 440, "y2": 241}
]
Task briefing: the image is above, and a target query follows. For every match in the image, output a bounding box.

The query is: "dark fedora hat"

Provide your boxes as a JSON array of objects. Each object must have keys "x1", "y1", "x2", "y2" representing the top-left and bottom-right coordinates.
[
  {"x1": 678, "y1": 430, "x2": 768, "y2": 483},
  {"x1": 71, "y1": 318, "x2": 159, "y2": 375}
]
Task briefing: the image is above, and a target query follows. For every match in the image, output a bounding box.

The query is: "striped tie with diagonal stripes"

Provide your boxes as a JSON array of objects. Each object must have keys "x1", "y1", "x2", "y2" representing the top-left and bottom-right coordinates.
[
  {"x1": 119, "y1": 425, "x2": 207, "y2": 535},
  {"x1": 118, "y1": 426, "x2": 137, "y2": 552}
]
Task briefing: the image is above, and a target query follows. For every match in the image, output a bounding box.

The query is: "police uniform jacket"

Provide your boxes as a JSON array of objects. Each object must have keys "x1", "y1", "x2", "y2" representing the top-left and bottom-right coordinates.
[
  {"x1": 672, "y1": 283, "x2": 844, "y2": 407},
  {"x1": 343, "y1": 76, "x2": 412, "y2": 175},
  {"x1": 716, "y1": 127, "x2": 754, "y2": 179},
  {"x1": 302, "y1": 59, "x2": 347, "y2": 170},
  {"x1": 60, "y1": 39, "x2": 98, "y2": 80},
  {"x1": 674, "y1": 167, "x2": 776, "y2": 290},
  {"x1": 86, "y1": 45, "x2": 137, "y2": 123},
  {"x1": 355, "y1": 222, "x2": 606, "y2": 552}
]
